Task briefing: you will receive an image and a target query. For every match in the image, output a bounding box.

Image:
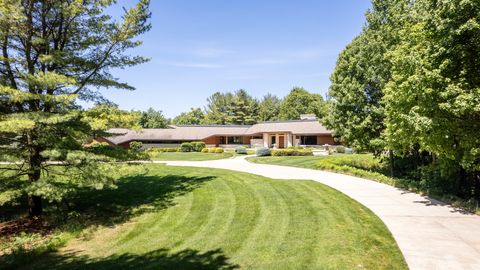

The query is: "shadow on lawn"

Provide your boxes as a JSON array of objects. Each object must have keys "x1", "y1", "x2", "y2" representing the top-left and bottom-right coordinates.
[
  {"x1": 7, "y1": 248, "x2": 238, "y2": 270},
  {"x1": 64, "y1": 173, "x2": 216, "y2": 228}
]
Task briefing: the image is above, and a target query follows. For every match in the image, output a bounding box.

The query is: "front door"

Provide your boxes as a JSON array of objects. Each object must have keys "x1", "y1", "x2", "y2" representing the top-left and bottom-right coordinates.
[{"x1": 279, "y1": 135, "x2": 285, "y2": 148}]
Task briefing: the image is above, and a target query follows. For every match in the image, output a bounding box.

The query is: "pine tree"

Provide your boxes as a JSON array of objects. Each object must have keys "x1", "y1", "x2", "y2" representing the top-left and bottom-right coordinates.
[{"x1": 0, "y1": 0, "x2": 151, "y2": 216}]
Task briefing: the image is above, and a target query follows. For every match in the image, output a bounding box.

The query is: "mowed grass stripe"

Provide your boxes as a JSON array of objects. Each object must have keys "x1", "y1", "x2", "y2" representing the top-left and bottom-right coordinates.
[
  {"x1": 297, "y1": 180, "x2": 406, "y2": 269},
  {"x1": 19, "y1": 165, "x2": 407, "y2": 270},
  {"x1": 175, "y1": 178, "x2": 235, "y2": 250},
  {"x1": 231, "y1": 177, "x2": 291, "y2": 268},
  {"x1": 270, "y1": 180, "x2": 323, "y2": 269},
  {"x1": 214, "y1": 175, "x2": 262, "y2": 254}
]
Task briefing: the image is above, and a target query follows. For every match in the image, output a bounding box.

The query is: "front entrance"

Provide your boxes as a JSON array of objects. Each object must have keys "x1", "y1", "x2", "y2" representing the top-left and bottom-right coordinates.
[{"x1": 278, "y1": 135, "x2": 285, "y2": 148}]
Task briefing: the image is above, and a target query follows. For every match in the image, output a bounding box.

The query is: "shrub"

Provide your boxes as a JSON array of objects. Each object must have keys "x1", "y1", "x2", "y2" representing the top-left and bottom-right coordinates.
[
  {"x1": 191, "y1": 141, "x2": 206, "y2": 152},
  {"x1": 335, "y1": 146, "x2": 345, "y2": 153},
  {"x1": 180, "y1": 142, "x2": 194, "y2": 152},
  {"x1": 345, "y1": 148, "x2": 354, "y2": 154},
  {"x1": 201, "y1": 148, "x2": 209, "y2": 153},
  {"x1": 214, "y1": 148, "x2": 224, "y2": 153},
  {"x1": 288, "y1": 146, "x2": 304, "y2": 150},
  {"x1": 208, "y1": 148, "x2": 216, "y2": 153},
  {"x1": 129, "y1": 141, "x2": 143, "y2": 152},
  {"x1": 256, "y1": 147, "x2": 271, "y2": 156},
  {"x1": 272, "y1": 149, "x2": 313, "y2": 156},
  {"x1": 235, "y1": 146, "x2": 247, "y2": 154}
]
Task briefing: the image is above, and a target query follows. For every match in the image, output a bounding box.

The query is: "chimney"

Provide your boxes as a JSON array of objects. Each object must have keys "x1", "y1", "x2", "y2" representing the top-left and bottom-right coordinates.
[{"x1": 300, "y1": 114, "x2": 317, "y2": 120}]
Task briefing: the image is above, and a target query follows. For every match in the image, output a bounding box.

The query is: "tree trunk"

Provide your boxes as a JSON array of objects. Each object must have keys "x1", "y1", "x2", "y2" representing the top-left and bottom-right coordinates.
[
  {"x1": 28, "y1": 195, "x2": 43, "y2": 216},
  {"x1": 27, "y1": 131, "x2": 43, "y2": 217},
  {"x1": 389, "y1": 150, "x2": 394, "y2": 178}
]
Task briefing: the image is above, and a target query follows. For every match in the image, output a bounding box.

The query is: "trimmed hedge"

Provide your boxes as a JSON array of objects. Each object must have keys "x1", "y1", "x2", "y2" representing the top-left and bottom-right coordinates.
[
  {"x1": 204, "y1": 147, "x2": 224, "y2": 153},
  {"x1": 235, "y1": 146, "x2": 248, "y2": 154},
  {"x1": 256, "y1": 147, "x2": 271, "y2": 156},
  {"x1": 272, "y1": 149, "x2": 313, "y2": 156}
]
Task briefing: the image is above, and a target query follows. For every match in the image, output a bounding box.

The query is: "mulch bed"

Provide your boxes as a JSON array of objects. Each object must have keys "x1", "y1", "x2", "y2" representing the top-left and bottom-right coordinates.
[{"x1": 0, "y1": 217, "x2": 51, "y2": 238}]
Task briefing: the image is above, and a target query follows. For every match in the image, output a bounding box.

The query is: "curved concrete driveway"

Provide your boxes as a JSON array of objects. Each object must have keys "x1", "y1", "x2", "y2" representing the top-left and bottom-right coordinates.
[{"x1": 161, "y1": 156, "x2": 480, "y2": 270}]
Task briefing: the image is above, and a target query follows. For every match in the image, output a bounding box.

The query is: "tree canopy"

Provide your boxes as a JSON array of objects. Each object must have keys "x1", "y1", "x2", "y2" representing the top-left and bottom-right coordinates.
[
  {"x1": 139, "y1": 108, "x2": 169, "y2": 128},
  {"x1": 278, "y1": 87, "x2": 325, "y2": 120},
  {"x1": 172, "y1": 107, "x2": 205, "y2": 125},
  {"x1": 325, "y1": 0, "x2": 480, "y2": 199},
  {"x1": 0, "y1": 0, "x2": 151, "y2": 216}
]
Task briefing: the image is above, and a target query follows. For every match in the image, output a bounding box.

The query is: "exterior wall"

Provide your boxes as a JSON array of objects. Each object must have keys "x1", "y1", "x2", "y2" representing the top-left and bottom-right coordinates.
[
  {"x1": 118, "y1": 142, "x2": 130, "y2": 149},
  {"x1": 250, "y1": 139, "x2": 264, "y2": 148},
  {"x1": 202, "y1": 136, "x2": 218, "y2": 146},
  {"x1": 317, "y1": 135, "x2": 336, "y2": 145},
  {"x1": 95, "y1": 136, "x2": 116, "y2": 147},
  {"x1": 141, "y1": 143, "x2": 181, "y2": 149}
]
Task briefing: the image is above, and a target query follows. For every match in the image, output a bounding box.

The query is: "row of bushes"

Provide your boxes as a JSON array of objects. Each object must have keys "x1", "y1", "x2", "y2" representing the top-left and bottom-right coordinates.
[
  {"x1": 272, "y1": 149, "x2": 313, "y2": 156},
  {"x1": 201, "y1": 148, "x2": 224, "y2": 153}
]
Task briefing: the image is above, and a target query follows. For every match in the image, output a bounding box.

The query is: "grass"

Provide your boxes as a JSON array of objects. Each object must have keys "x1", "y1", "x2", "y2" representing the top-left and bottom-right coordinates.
[
  {"x1": 3, "y1": 165, "x2": 406, "y2": 269},
  {"x1": 149, "y1": 152, "x2": 234, "y2": 161},
  {"x1": 247, "y1": 154, "x2": 395, "y2": 185},
  {"x1": 247, "y1": 154, "x2": 480, "y2": 214}
]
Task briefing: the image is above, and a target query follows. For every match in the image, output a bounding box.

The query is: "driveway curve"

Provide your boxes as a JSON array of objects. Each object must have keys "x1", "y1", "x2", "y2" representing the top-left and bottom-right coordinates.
[{"x1": 160, "y1": 155, "x2": 480, "y2": 270}]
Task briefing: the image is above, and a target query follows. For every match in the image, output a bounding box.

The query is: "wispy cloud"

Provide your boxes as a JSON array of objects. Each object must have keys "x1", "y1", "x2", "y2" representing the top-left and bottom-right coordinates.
[
  {"x1": 191, "y1": 47, "x2": 234, "y2": 58},
  {"x1": 162, "y1": 61, "x2": 223, "y2": 69},
  {"x1": 238, "y1": 48, "x2": 327, "y2": 67}
]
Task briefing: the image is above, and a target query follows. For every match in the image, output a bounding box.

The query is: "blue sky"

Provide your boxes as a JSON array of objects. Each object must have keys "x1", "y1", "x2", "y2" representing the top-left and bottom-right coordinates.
[{"x1": 105, "y1": 0, "x2": 371, "y2": 118}]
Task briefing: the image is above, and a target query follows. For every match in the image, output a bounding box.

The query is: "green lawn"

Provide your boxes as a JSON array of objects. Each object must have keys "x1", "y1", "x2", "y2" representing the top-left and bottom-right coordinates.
[
  {"x1": 7, "y1": 165, "x2": 406, "y2": 270},
  {"x1": 247, "y1": 154, "x2": 396, "y2": 185},
  {"x1": 149, "y1": 152, "x2": 234, "y2": 161}
]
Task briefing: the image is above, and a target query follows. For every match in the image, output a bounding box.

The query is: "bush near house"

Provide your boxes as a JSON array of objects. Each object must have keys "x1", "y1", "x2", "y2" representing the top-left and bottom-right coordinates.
[
  {"x1": 214, "y1": 148, "x2": 224, "y2": 153},
  {"x1": 272, "y1": 149, "x2": 313, "y2": 156},
  {"x1": 235, "y1": 146, "x2": 248, "y2": 154},
  {"x1": 201, "y1": 148, "x2": 209, "y2": 153},
  {"x1": 191, "y1": 141, "x2": 206, "y2": 152},
  {"x1": 180, "y1": 142, "x2": 205, "y2": 152},
  {"x1": 180, "y1": 142, "x2": 194, "y2": 152},
  {"x1": 129, "y1": 141, "x2": 143, "y2": 152},
  {"x1": 335, "y1": 146, "x2": 346, "y2": 154},
  {"x1": 256, "y1": 147, "x2": 271, "y2": 156}
]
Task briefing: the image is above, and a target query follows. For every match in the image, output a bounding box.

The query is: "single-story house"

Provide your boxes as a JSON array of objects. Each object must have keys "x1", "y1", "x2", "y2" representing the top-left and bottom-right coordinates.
[{"x1": 97, "y1": 118, "x2": 337, "y2": 149}]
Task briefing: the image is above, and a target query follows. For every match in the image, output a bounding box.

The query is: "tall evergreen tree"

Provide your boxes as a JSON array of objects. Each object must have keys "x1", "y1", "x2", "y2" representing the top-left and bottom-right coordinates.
[
  {"x1": 227, "y1": 89, "x2": 259, "y2": 125},
  {"x1": 0, "y1": 0, "x2": 151, "y2": 216},
  {"x1": 258, "y1": 93, "x2": 281, "y2": 122},
  {"x1": 204, "y1": 92, "x2": 233, "y2": 125}
]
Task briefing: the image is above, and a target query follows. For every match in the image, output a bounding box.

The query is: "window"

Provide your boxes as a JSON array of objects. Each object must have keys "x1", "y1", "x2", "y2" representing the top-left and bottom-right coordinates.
[
  {"x1": 219, "y1": 136, "x2": 226, "y2": 144},
  {"x1": 271, "y1": 136, "x2": 276, "y2": 145},
  {"x1": 227, "y1": 136, "x2": 242, "y2": 144},
  {"x1": 300, "y1": 136, "x2": 317, "y2": 145}
]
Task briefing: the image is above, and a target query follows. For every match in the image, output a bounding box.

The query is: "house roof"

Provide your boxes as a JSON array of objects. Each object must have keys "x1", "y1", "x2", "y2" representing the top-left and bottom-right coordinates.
[
  {"x1": 245, "y1": 120, "x2": 331, "y2": 135},
  {"x1": 102, "y1": 120, "x2": 331, "y2": 145}
]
